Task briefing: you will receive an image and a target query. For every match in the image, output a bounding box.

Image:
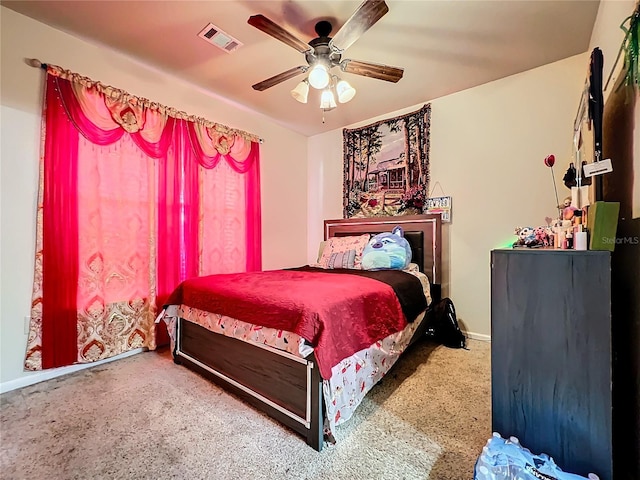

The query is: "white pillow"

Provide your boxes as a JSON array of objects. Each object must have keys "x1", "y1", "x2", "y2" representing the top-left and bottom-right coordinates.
[{"x1": 316, "y1": 234, "x2": 370, "y2": 269}]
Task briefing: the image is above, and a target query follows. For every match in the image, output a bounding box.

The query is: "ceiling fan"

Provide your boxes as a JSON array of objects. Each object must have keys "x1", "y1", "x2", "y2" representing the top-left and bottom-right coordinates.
[{"x1": 247, "y1": 0, "x2": 403, "y2": 109}]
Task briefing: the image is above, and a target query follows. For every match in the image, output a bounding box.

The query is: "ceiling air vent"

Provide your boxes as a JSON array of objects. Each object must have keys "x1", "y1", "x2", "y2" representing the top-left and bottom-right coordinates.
[{"x1": 198, "y1": 23, "x2": 243, "y2": 53}]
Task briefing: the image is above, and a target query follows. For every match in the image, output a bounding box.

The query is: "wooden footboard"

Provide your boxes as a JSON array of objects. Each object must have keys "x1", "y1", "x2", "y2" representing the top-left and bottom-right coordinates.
[{"x1": 173, "y1": 318, "x2": 325, "y2": 450}]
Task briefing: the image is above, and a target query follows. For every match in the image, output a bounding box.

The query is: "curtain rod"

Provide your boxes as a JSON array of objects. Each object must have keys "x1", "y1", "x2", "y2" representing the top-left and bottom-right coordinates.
[{"x1": 27, "y1": 59, "x2": 264, "y2": 144}]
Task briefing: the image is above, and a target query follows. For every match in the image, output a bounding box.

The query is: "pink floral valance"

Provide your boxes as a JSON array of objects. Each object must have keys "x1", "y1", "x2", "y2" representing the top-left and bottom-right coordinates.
[{"x1": 47, "y1": 64, "x2": 260, "y2": 164}]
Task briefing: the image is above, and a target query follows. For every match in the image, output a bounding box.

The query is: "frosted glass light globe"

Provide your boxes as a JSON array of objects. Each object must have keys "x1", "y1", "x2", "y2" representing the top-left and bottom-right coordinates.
[
  {"x1": 336, "y1": 79, "x2": 356, "y2": 103},
  {"x1": 308, "y1": 64, "x2": 330, "y2": 89},
  {"x1": 290, "y1": 80, "x2": 309, "y2": 103},
  {"x1": 320, "y1": 89, "x2": 336, "y2": 110}
]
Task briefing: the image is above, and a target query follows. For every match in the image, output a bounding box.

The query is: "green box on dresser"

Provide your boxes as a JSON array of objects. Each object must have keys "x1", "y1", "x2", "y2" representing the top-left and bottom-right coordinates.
[
  {"x1": 490, "y1": 248, "x2": 612, "y2": 480},
  {"x1": 587, "y1": 201, "x2": 620, "y2": 251}
]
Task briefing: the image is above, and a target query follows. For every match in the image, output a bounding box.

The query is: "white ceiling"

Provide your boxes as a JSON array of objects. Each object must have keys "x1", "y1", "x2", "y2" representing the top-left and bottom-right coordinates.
[{"x1": 2, "y1": 0, "x2": 600, "y2": 137}]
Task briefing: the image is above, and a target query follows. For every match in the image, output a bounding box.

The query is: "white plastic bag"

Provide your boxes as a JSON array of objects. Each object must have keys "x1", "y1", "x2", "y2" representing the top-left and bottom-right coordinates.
[{"x1": 474, "y1": 433, "x2": 601, "y2": 480}]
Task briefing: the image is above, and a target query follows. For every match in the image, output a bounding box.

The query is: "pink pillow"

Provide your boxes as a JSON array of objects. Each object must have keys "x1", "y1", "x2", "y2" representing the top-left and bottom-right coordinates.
[{"x1": 317, "y1": 234, "x2": 370, "y2": 269}]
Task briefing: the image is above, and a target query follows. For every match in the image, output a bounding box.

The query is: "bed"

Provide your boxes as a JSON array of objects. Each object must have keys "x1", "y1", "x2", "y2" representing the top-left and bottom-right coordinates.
[{"x1": 160, "y1": 213, "x2": 442, "y2": 451}]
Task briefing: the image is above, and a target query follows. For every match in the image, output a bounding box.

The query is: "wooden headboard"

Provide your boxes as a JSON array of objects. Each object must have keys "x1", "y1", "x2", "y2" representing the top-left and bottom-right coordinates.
[{"x1": 323, "y1": 214, "x2": 442, "y2": 286}]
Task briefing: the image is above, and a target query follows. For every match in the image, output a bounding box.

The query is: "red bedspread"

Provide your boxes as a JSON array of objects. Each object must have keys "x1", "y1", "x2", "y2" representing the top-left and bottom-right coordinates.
[{"x1": 165, "y1": 269, "x2": 411, "y2": 379}]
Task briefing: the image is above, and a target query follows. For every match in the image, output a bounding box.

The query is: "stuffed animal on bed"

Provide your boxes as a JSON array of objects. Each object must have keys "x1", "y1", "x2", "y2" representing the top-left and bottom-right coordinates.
[{"x1": 361, "y1": 226, "x2": 412, "y2": 270}]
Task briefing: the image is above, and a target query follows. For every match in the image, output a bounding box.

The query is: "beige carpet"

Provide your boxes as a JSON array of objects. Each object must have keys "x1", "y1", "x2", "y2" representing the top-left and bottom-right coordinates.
[{"x1": 0, "y1": 338, "x2": 491, "y2": 480}]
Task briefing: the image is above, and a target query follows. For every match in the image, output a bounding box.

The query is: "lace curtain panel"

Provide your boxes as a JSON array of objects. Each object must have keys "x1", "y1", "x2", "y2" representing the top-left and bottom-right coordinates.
[{"x1": 25, "y1": 68, "x2": 261, "y2": 370}]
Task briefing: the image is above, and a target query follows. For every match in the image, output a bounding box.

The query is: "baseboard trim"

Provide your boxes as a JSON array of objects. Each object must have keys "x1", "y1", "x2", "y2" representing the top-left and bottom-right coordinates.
[
  {"x1": 0, "y1": 348, "x2": 146, "y2": 394},
  {"x1": 464, "y1": 331, "x2": 491, "y2": 342}
]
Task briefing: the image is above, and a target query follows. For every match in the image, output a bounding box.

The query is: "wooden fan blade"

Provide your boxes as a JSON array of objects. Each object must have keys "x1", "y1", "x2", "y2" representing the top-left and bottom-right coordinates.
[
  {"x1": 252, "y1": 66, "x2": 307, "y2": 91},
  {"x1": 340, "y1": 59, "x2": 403, "y2": 83},
  {"x1": 330, "y1": 0, "x2": 389, "y2": 52},
  {"x1": 248, "y1": 14, "x2": 311, "y2": 53}
]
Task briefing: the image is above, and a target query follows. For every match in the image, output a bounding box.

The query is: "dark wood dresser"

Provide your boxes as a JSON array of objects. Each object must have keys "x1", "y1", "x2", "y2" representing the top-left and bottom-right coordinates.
[{"x1": 491, "y1": 248, "x2": 612, "y2": 480}]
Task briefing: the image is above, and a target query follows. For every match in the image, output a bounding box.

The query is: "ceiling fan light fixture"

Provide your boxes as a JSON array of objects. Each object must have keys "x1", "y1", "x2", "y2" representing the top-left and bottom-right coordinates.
[
  {"x1": 248, "y1": 2, "x2": 405, "y2": 119},
  {"x1": 291, "y1": 80, "x2": 309, "y2": 103},
  {"x1": 336, "y1": 79, "x2": 356, "y2": 103},
  {"x1": 308, "y1": 63, "x2": 330, "y2": 89},
  {"x1": 319, "y1": 89, "x2": 337, "y2": 110}
]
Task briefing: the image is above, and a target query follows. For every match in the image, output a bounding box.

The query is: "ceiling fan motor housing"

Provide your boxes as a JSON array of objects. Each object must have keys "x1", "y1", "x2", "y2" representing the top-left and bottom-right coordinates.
[{"x1": 306, "y1": 29, "x2": 342, "y2": 69}]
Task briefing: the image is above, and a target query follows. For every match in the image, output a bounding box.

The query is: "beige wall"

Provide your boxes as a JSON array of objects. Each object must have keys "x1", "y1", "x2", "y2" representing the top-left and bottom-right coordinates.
[
  {"x1": 0, "y1": 7, "x2": 308, "y2": 386},
  {"x1": 308, "y1": 54, "x2": 589, "y2": 339}
]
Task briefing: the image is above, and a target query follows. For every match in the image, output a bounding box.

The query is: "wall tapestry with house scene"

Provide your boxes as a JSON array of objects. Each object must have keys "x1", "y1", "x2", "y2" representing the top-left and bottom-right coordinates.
[{"x1": 342, "y1": 104, "x2": 431, "y2": 218}]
